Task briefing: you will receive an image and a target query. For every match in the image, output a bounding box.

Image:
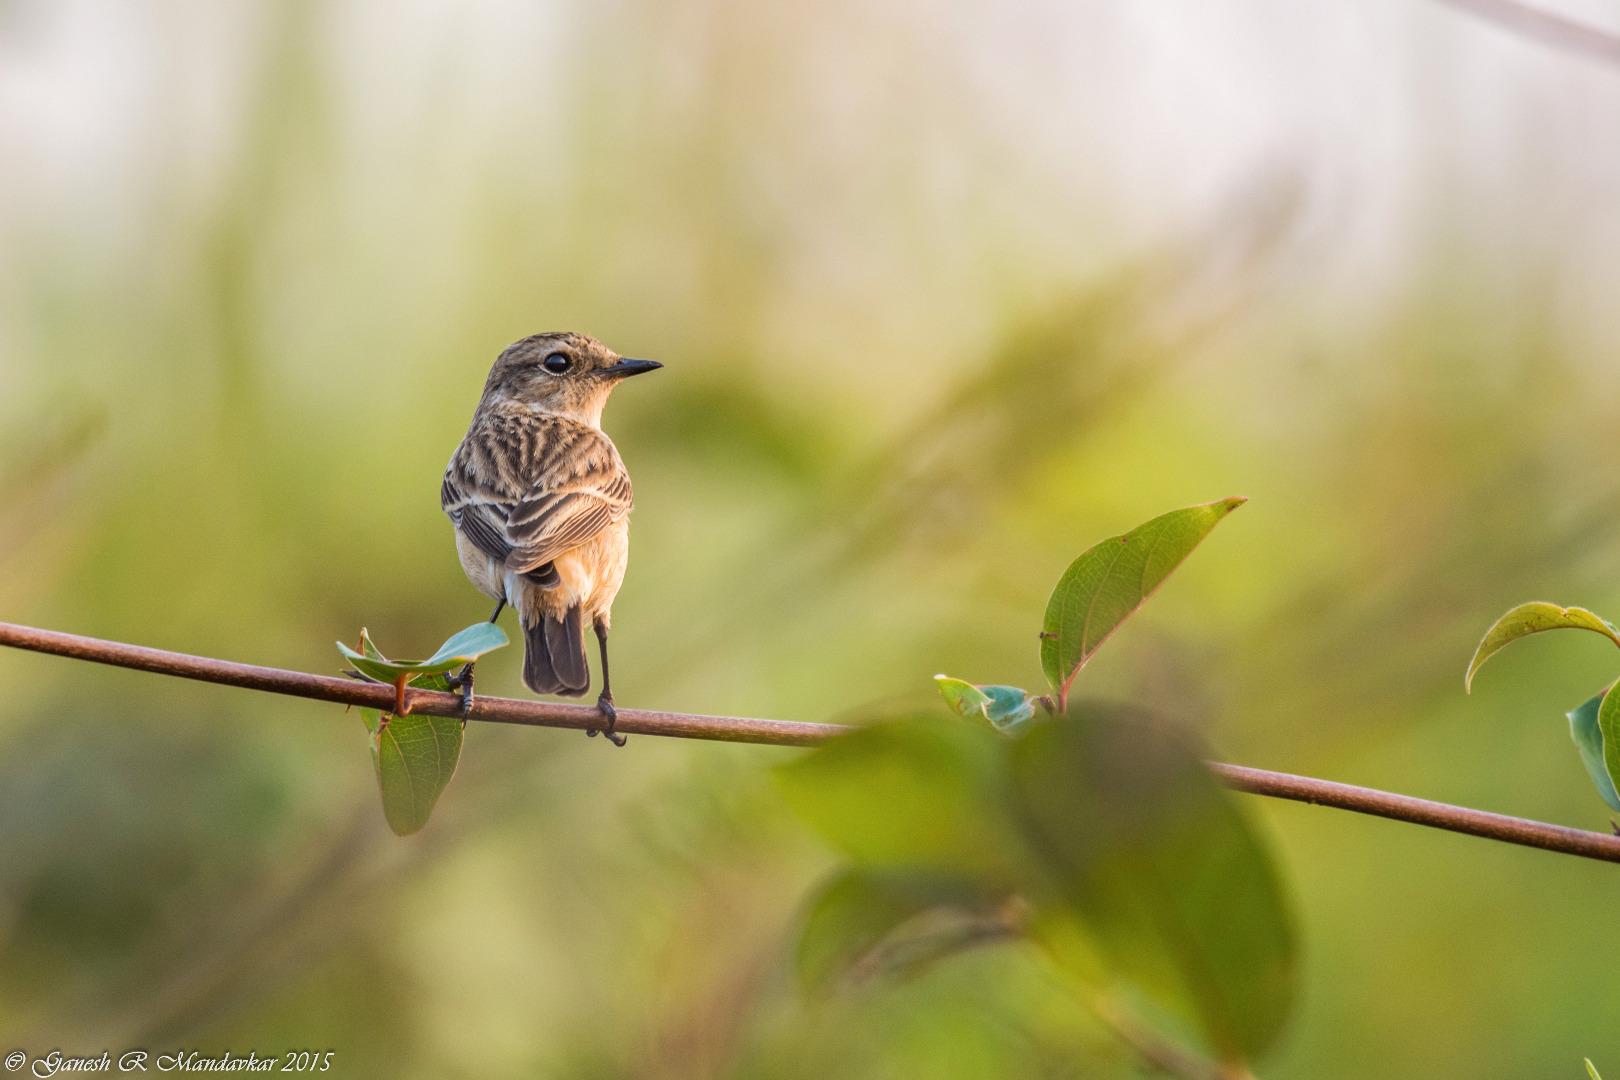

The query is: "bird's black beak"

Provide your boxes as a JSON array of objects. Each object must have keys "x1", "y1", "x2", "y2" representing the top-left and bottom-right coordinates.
[{"x1": 602, "y1": 358, "x2": 663, "y2": 379}]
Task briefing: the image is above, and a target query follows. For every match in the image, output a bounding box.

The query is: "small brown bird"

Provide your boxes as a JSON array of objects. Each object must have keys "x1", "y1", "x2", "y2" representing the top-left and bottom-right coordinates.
[{"x1": 440, "y1": 332, "x2": 661, "y2": 745}]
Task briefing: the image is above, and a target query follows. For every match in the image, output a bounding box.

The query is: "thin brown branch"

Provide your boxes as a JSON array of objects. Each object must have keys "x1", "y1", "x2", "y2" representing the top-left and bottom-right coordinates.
[
  {"x1": 1210, "y1": 762, "x2": 1620, "y2": 862},
  {"x1": 1431, "y1": 0, "x2": 1620, "y2": 71},
  {"x1": 4, "y1": 620, "x2": 1620, "y2": 864},
  {"x1": 0, "y1": 620, "x2": 831, "y2": 746}
]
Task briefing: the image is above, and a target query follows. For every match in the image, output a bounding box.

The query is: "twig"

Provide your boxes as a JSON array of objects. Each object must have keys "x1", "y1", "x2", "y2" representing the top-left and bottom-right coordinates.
[
  {"x1": 0, "y1": 621, "x2": 830, "y2": 746},
  {"x1": 4, "y1": 620, "x2": 1620, "y2": 864},
  {"x1": 1210, "y1": 763, "x2": 1620, "y2": 862},
  {"x1": 1430, "y1": 0, "x2": 1620, "y2": 71}
]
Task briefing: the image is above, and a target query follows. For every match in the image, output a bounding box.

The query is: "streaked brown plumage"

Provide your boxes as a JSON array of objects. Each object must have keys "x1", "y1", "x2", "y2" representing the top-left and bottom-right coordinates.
[{"x1": 441, "y1": 331, "x2": 660, "y2": 744}]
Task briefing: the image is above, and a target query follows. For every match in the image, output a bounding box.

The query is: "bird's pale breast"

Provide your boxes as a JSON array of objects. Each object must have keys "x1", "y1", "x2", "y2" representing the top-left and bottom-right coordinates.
[{"x1": 548, "y1": 517, "x2": 630, "y2": 627}]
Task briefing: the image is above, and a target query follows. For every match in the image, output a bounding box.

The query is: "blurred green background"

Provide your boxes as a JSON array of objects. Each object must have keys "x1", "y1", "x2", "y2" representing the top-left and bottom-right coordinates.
[{"x1": 5, "y1": 1, "x2": 1620, "y2": 1075}]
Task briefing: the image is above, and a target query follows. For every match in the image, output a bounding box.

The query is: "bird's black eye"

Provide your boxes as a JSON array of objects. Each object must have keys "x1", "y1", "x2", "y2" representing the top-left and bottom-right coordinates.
[{"x1": 541, "y1": 351, "x2": 572, "y2": 374}]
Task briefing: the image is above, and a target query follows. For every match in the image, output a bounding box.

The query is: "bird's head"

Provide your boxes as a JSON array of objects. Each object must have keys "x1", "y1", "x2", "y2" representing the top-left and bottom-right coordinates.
[{"x1": 481, "y1": 332, "x2": 662, "y2": 425}]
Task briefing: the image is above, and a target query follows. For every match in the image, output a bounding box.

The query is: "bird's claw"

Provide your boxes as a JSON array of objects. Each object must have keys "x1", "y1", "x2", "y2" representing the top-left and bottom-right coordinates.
[
  {"x1": 445, "y1": 663, "x2": 476, "y2": 727},
  {"x1": 591, "y1": 693, "x2": 626, "y2": 747}
]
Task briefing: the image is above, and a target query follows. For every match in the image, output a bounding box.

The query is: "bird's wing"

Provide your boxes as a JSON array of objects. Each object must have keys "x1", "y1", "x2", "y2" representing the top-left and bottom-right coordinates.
[{"x1": 442, "y1": 411, "x2": 632, "y2": 576}]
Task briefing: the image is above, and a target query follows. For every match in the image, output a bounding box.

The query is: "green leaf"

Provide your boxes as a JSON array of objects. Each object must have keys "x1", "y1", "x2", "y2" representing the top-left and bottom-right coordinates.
[
  {"x1": 371, "y1": 708, "x2": 464, "y2": 836},
  {"x1": 934, "y1": 676, "x2": 1039, "y2": 734},
  {"x1": 1568, "y1": 691, "x2": 1620, "y2": 813},
  {"x1": 421, "y1": 621, "x2": 510, "y2": 667},
  {"x1": 1465, "y1": 602, "x2": 1620, "y2": 693},
  {"x1": 360, "y1": 676, "x2": 465, "y2": 834},
  {"x1": 1592, "y1": 686, "x2": 1620, "y2": 815},
  {"x1": 795, "y1": 868, "x2": 1007, "y2": 994},
  {"x1": 337, "y1": 621, "x2": 508, "y2": 684},
  {"x1": 1040, "y1": 498, "x2": 1245, "y2": 706},
  {"x1": 347, "y1": 629, "x2": 470, "y2": 836},
  {"x1": 1009, "y1": 705, "x2": 1296, "y2": 1063},
  {"x1": 980, "y1": 687, "x2": 1038, "y2": 734},
  {"x1": 1587, "y1": 1058, "x2": 1603, "y2": 1080},
  {"x1": 1565, "y1": 692, "x2": 1620, "y2": 813},
  {"x1": 775, "y1": 718, "x2": 1026, "y2": 883},
  {"x1": 935, "y1": 676, "x2": 993, "y2": 718}
]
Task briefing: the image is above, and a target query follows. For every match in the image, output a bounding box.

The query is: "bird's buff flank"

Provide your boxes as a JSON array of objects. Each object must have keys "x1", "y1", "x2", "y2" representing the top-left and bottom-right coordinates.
[{"x1": 440, "y1": 331, "x2": 661, "y2": 746}]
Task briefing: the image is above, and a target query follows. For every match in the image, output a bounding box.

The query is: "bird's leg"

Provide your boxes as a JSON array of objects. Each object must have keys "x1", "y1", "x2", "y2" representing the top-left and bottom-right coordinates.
[
  {"x1": 445, "y1": 598, "x2": 508, "y2": 723},
  {"x1": 590, "y1": 618, "x2": 627, "y2": 747},
  {"x1": 444, "y1": 665, "x2": 475, "y2": 725}
]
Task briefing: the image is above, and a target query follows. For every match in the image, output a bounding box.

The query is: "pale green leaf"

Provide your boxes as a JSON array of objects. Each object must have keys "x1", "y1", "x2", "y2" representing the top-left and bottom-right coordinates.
[
  {"x1": 934, "y1": 676, "x2": 1039, "y2": 734},
  {"x1": 337, "y1": 621, "x2": 508, "y2": 684},
  {"x1": 421, "y1": 620, "x2": 510, "y2": 667},
  {"x1": 1465, "y1": 602, "x2": 1620, "y2": 693},
  {"x1": 935, "y1": 676, "x2": 993, "y2": 719},
  {"x1": 1040, "y1": 498, "x2": 1245, "y2": 704}
]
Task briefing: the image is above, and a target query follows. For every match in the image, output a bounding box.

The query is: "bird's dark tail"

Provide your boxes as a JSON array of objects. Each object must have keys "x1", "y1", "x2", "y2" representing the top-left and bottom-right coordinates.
[{"x1": 522, "y1": 606, "x2": 590, "y2": 696}]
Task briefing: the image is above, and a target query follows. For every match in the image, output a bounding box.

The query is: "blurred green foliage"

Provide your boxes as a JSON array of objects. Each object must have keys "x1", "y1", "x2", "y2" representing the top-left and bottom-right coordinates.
[
  {"x1": 780, "y1": 707, "x2": 1296, "y2": 1073},
  {"x1": 5, "y1": 2, "x2": 1620, "y2": 1077},
  {"x1": 791, "y1": 505, "x2": 1290, "y2": 1073}
]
